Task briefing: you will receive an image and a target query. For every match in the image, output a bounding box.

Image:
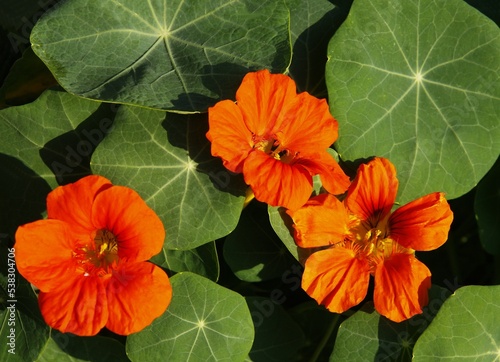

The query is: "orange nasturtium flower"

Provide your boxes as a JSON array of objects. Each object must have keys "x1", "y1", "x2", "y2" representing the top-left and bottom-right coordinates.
[
  {"x1": 206, "y1": 69, "x2": 350, "y2": 210},
  {"x1": 14, "y1": 175, "x2": 172, "y2": 336},
  {"x1": 288, "y1": 157, "x2": 453, "y2": 322}
]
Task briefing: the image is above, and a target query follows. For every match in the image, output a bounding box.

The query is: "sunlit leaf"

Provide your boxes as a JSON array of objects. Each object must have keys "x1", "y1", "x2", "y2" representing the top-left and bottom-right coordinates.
[
  {"x1": 268, "y1": 206, "x2": 300, "y2": 261},
  {"x1": 31, "y1": 0, "x2": 291, "y2": 112},
  {"x1": 127, "y1": 272, "x2": 254, "y2": 362},
  {"x1": 327, "y1": 0, "x2": 500, "y2": 203},
  {"x1": 91, "y1": 109, "x2": 246, "y2": 250},
  {"x1": 330, "y1": 286, "x2": 451, "y2": 361},
  {"x1": 413, "y1": 285, "x2": 500, "y2": 361}
]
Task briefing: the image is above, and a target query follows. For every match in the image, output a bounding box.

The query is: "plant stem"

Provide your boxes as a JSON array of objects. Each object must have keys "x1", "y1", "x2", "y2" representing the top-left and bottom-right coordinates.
[{"x1": 308, "y1": 314, "x2": 341, "y2": 362}]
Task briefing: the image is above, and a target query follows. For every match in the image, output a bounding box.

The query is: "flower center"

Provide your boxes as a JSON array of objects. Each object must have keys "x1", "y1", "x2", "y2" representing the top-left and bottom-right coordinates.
[
  {"x1": 73, "y1": 229, "x2": 119, "y2": 277},
  {"x1": 352, "y1": 218, "x2": 410, "y2": 273},
  {"x1": 254, "y1": 137, "x2": 295, "y2": 163}
]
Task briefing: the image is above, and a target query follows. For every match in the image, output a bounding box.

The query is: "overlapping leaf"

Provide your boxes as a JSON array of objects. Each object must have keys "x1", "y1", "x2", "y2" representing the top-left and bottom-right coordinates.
[
  {"x1": 30, "y1": 0, "x2": 291, "y2": 112},
  {"x1": 152, "y1": 241, "x2": 220, "y2": 281},
  {"x1": 0, "y1": 90, "x2": 112, "y2": 234},
  {"x1": 413, "y1": 285, "x2": 500, "y2": 361},
  {"x1": 127, "y1": 272, "x2": 254, "y2": 362},
  {"x1": 327, "y1": 0, "x2": 500, "y2": 204},
  {"x1": 286, "y1": 0, "x2": 338, "y2": 97},
  {"x1": 91, "y1": 108, "x2": 246, "y2": 250},
  {"x1": 330, "y1": 286, "x2": 451, "y2": 361}
]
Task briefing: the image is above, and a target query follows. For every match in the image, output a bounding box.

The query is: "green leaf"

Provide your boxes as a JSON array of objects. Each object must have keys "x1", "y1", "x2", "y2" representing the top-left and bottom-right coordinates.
[
  {"x1": 224, "y1": 203, "x2": 297, "y2": 282},
  {"x1": 91, "y1": 109, "x2": 246, "y2": 250},
  {"x1": 245, "y1": 296, "x2": 306, "y2": 362},
  {"x1": 127, "y1": 272, "x2": 254, "y2": 362},
  {"x1": 0, "y1": 89, "x2": 113, "y2": 235},
  {"x1": 36, "y1": 332, "x2": 129, "y2": 362},
  {"x1": 31, "y1": 0, "x2": 292, "y2": 112},
  {"x1": 0, "y1": 239, "x2": 50, "y2": 362},
  {"x1": 268, "y1": 206, "x2": 300, "y2": 261},
  {"x1": 327, "y1": 0, "x2": 500, "y2": 204},
  {"x1": 474, "y1": 157, "x2": 500, "y2": 255},
  {"x1": 286, "y1": 0, "x2": 338, "y2": 97},
  {"x1": 330, "y1": 286, "x2": 451, "y2": 361},
  {"x1": 152, "y1": 241, "x2": 220, "y2": 282},
  {"x1": 413, "y1": 285, "x2": 500, "y2": 361}
]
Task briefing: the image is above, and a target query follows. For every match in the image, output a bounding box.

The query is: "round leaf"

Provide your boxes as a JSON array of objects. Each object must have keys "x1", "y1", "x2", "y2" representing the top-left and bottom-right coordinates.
[
  {"x1": 327, "y1": 0, "x2": 500, "y2": 203},
  {"x1": 91, "y1": 108, "x2": 246, "y2": 250},
  {"x1": 127, "y1": 272, "x2": 254, "y2": 362},
  {"x1": 331, "y1": 286, "x2": 451, "y2": 361},
  {"x1": 413, "y1": 285, "x2": 500, "y2": 361},
  {"x1": 31, "y1": 0, "x2": 292, "y2": 112}
]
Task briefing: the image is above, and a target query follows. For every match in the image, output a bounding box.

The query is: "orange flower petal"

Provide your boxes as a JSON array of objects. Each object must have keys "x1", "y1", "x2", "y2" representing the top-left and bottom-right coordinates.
[
  {"x1": 236, "y1": 69, "x2": 297, "y2": 137},
  {"x1": 288, "y1": 194, "x2": 351, "y2": 248},
  {"x1": 389, "y1": 192, "x2": 453, "y2": 251},
  {"x1": 277, "y1": 92, "x2": 339, "y2": 153},
  {"x1": 47, "y1": 175, "x2": 112, "y2": 235},
  {"x1": 91, "y1": 186, "x2": 165, "y2": 262},
  {"x1": 302, "y1": 246, "x2": 370, "y2": 314},
  {"x1": 243, "y1": 150, "x2": 312, "y2": 210},
  {"x1": 346, "y1": 157, "x2": 398, "y2": 222},
  {"x1": 106, "y1": 263, "x2": 172, "y2": 335},
  {"x1": 373, "y1": 253, "x2": 431, "y2": 322},
  {"x1": 38, "y1": 276, "x2": 109, "y2": 336},
  {"x1": 297, "y1": 152, "x2": 350, "y2": 195},
  {"x1": 14, "y1": 219, "x2": 80, "y2": 292},
  {"x1": 207, "y1": 99, "x2": 253, "y2": 173}
]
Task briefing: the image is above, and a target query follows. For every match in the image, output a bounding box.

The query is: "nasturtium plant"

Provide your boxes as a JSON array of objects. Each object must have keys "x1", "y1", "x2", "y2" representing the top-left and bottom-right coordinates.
[
  {"x1": 30, "y1": 0, "x2": 292, "y2": 112},
  {"x1": 0, "y1": 0, "x2": 498, "y2": 360},
  {"x1": 127, "y1": 272, "x2": 254, "y2": 362},
  {"x1": 413, "y1": 285, "x2": 500, "y2": 361},
  {"x1": 91, "y1": 108, "x2": 246, "y2": 250},
  {"x1": 327, "y1": 0, "x2": 500, "y2": 204}
]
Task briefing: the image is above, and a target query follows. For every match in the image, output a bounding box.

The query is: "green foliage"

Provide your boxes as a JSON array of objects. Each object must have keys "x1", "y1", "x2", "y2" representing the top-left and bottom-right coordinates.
[
  {"x1": 0, "y1": 0, "x2": 499, "y2": 360},
  {"x1": 36, "y1": 332, "x2": 130, "y2": 362},
  {"x1": 330, "y1": 286, "x2": 451, "y2": 361},
  {"x1": 127, "y1": 272, "x2": 254, "y2": 362},
  {"x1": 91, "y1": 108, "x2": 247, "y2": 250},
  {"x1": 327, "y1": 0, "x2": 500, "y2": 204},
  {"x1": 30, "y1": 0, "x2": 291, "y2": 112},
  {"x1": 413, "y1": 285, "x2": 500, "y2": 361}
]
